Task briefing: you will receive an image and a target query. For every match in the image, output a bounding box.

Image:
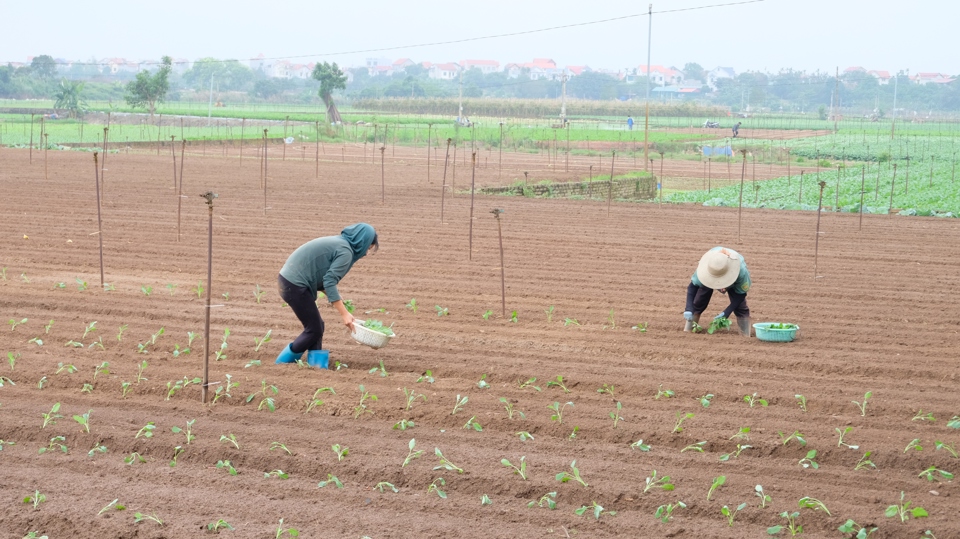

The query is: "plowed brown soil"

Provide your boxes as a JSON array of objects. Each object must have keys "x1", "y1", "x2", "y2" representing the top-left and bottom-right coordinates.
[{"x1": 1, "y1": 146, "x2": 958, "y2": 539}]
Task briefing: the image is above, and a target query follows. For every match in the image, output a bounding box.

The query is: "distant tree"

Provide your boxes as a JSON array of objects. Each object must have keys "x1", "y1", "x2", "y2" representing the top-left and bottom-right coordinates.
[
  {"x1": 53, "y1": 79, "x2": 87, "y2": 118},
  {"x1": 30, "y1": 55, "x2": 57, "y2": 79},
  {"x1": 124, "y1": 56, "x2": 172, "y2": 116},
  {"x1": 568, "y1": 71, "x2": 619, "y2": 100},
  {"x1": 183, "y1": 58, "x2": 255, "y2": 91},
  {"x1": 404, "y1": 63, "x2": 427, "y2": 78},
  {"x1": 682, "y1": 62, "x2": 706, "y2": 84},
  {"x1": 312, "y1": 62, "x2": 347, "y2": 124},
  {"x1": 253, "y1": 79, "x2": 283, "y2": 99}
]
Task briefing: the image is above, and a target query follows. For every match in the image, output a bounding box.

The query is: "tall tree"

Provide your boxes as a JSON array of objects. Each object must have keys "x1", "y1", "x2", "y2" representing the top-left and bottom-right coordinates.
[
  {"x1": 30, "y1": 55, "x2": 57, "y2": 79},
  {"x1": 682, "y1": 62, "x2": 706, "y2": 84},
  {"x1": 53, "y1": 79, "x2": 87, "y2": 118},
  {"x1": 183, "y1": 58, "x2": 254, "y2": 91},
  {"x1": 312, "y1": 62, "x2": 347, "y2": 124},
  {"x1": 124, "y1": 56, "x2": 172, "y2": 116}
]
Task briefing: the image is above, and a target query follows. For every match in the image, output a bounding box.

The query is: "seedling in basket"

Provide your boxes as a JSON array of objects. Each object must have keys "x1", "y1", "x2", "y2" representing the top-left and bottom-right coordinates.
[
  {"x1": 609, "y1": 401, "x2": 625, "y2": 428},
  {"x1": 655, "y1": 384, "x2": 676, "y2": 399},
  {"x1": 707, "y1": 316, "x2": 731, "y2": 334},
  {"x1": 722, "y1": 503, "x2": 748, "y2": 526},
  {"x1": 528, "y1": 492, "x2": 557, "y2": 510},
  {"x1": 38, "y1": 435, "x2": 68, "y2": 454},
  {"x1": 755, "y1": 485, "x2": 772, "y2": 508},
  {"x1": 548, "y1": 401, "x2": 573, "y2": 424},
  {"x1": 837, "y1": 519, "x2": 877, "y2": 538},
  {"x1": 501, "y1": 456, "x2": 528, "y2": 480},
  {"x1": 171, "y1": 419, "x2": 196, "y2": 444},
  {"x1": 219, "y1": 433, "x2": 240, "y2": 449},
  {"x1": 885, "y1": 491, "x2": 928, "y2": 522},
  {"x1": 555, "y1": 460, "x2": 588, "y2": 487},
  {"x1": 546, "y1": 375, "x2": 570, "y2": 392},
  {"x1": 41, "y1": 402, "x2": 62, "y2": 429},
  {"x1": 23, "y1": 490, "x2": 47, "y2": 510},
  {"x1": 918, "y1": 465, "x2": 954, "y2": 482},
  {"x1": 673, "y1": 412, "x2": 694, "y2": 433},
  {"x1": 654, "y1": 501, "x2": 686, "y2": 523},
  {"x1": 778, "y1": 430, "x2": 807, "y2": 447},
  {"x1": 134, "y1": 512, "x2": 164, "y2": 526},
  {"x1": 215, "y1": 460, "x2": 238, "y2": 476},
  {"x1": 254, "y1": 329, "x2": 272, "y2": 352},
  {"x1": 643, "y1": 470, "x2": 674, "y2": 493},
  {"x1": 353, "y1": 384, "x2": 378, "y2": 418},
  {"x1": 72, "y1": 410, "x2": 92, "y2": 433},
  {"x1": 434, "y1": 447, "x2": 464, "y2": 474},
  {"x1": 852, "y1": 391, "x2": 872, "y2": 416},
  {"x1": 576, "y1": 501, "x2": 616, "y2": 520},
  {"x1": 744, "y1": 392, "x2": 768, "y2": 407},
  {"x1": 427, "y1": 477, "x2": 447, "y2": 498},
  {"x1": 305, "y1": 387, "x2": 335, "y2": 413},
  {"x1": 518, "y1": 377, "x2": 541, "y2": 391}
]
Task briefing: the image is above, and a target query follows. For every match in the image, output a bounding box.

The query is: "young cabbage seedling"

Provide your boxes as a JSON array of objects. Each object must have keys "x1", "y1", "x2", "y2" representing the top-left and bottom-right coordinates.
[
  {"x1": 609, "y1": 401, "x2": 624, "y2": 428},
  {"x1": 193, "y1": 281, "x2": 204, "y2": 299},
  {"x1": 482, "y1": 310, "x2": 493, "y2": 320},
  {"x1": 575, "y1": 501, "x2": 616, "y2": 520},
  {"x1": 722, "y1": 503, "x2": 748, "y2": 526},
  {"x1": 254, "y1": 329, "x2": 273, "y2": 352},
  {"x1": 798, "y1": 449, "x2": 819, "y2": 469},
  {"x1": 124, "y1": 452, "x2": 146, "y2": 465},
  {"x1": 134, "y1": 512, "x2": 164, "y2": 526},
  {"x1": 427, "y1": 477, "x2": 447, "y2": 498},
  {"x1": 7, "y1": 351, "x2": 19, "y2": 371},
  {"x1": 207, "y1": 519, "x2": 234, "y2": 532},
  {"x1": 510, "y1": 310, "x2": 518, "y2": 323},
  {"x1": 98, "y1": 498, "x2": 126, "y2": 515},
  {"x1": 353, "y1": 384, "x2": 378, "y2": 418},
  {"x1": 215, "y1": 328, "x2": 229, "y2": 361},
  {"x1": 681, "y1": 441, "x2": 707, "y2": 453},
  {"x1": 41, "y1": 403, "x2": 62, "y2": 429},
  {"x1": 73, "y1": 410, "x2": 92, "y2": 433},
  {"x1": 169, "y1": 446, "x2": 185, "y2": 467},
  {"x1": 481, "y1": 494, "x2": 492, "y2": 505},
  {"x1": 304, "y1": 386, "x2": 335, "y2": 413},
  {"x1": 117, "y1": 324, "x2": 128, "y2": 342},
  {"x1": 654, "y1": 501, "x2": 686, "y2": 523},
  {"x1": 269, "y1": 441, "x2": 292, "y2": 455},
  {"x1": 755, "y1": 485, "x2": 772, "y2": 508},
  {"x1": 215, "y1": 460, "x2": 238, "y2": 476},
  {"x1": 548, "y1": 401, "x2": 573, "y2": 424},
  {"x1": 82, "y1": 321, "x2": 98, "y2": 339},
  {"x1": 836, "y1": 426, "x2": 859, "y2": 449},
  {"x1": 402, "y1": 438, "x2": 423, "y2": 468},
  {"x1": 135, "y1": 360, "x2": 148, "y2": 384},
  {"x1": 463, "y1": 415, "x2": 483, "y2": 431},
  {"x1": 730, "y1": 426, "x2": 751, "y2": 441},
  {"x1": 768, "y1": 511, "x2": 802, "y2": 535},
  {"x1": 165, "y1": 283, "x2": 177, "y2": 295},
  {"x1": 518, "y1": 377, "x2": 542, "y2": 391},
  {"x1": 264, "y1": 469, "x2": 290, "y2": 479},
  {"x1": 23, "y1": 490, "x2": 47, "y2": 510},
  {"x1": 719, "y1": 444, "x2": 752, "y2": 461},
  {"x1": 918, "y1": 465, "x2": 954, "y2": 482},
  {"x1": 673, "y1": 412, "x2": 694, "y2": 433},
  {"x1": 434, "y1": 447, "x2": 464, "y2": 474},
  {"x1": 545, "y1": 305, "x2": 555, "y2": 322},
  {"x1": 212, "y1": 374, "x2": 240, "y2": 405},
  {"x1": 597, "y1": 384, "x2": 616, "y2": 398},
  {"x1": 852, "y1": 391, "x2": 872, "y2": 416},
  {"x1": 935, "y1": 440, "x2": 958, "y2": 458},
  {"x1": 707, "y1": 475, "x2": 726, "y2": 501},
  {"x1": 854, "y1": 451, "x2": 877, "y2": 471},
  {"x1": 655, "y1": 384, "x2": 676, "y2": 399},
  {"x1": 528, "y1": 492, "x2": 557, "y2": 510},
  {"x1": 798, "y1": 496, "x2": 831, "y2": 515},
  {"x1": 44, "y1": 320, "x2": 54, "y2": 334},
  {"x1": 501, "y1": 456, "x2": 528, "y2": 480},
  {"x1": 555, "y1": 460, "x2": 588, "y2": 487},
  {"x1": 170, "y1": 419, "x2": 196, "y2": 444},
  {"x1": 393, "y1": 419, "x2": 415, "y2": 430},
  {"x1": 632, "y1": 322, "x2": 649, "y2": 332},
  {"x1": 76, "y1": 278, "x2": 88, "y2": 290},
  {"x1": 246, "y1": 380, "x2": 279, "y2": 412},
  {"x1": 38, "y1": 435, "x2": 67, "y2": 454},
  {"x1": 141, "y1": 285, "x2": 153, "y2": 296},
  {"x1": 885, "y1": 491, "x2": 928, "y2": 522},
  {"x1": 219, "y1": 434, "x2": 240, "y2": 450},
  {"x1": 406, "y1": 298, "x2": 418, "y2": 313},
  {"x1": 435, "y1": 305, "x2": 449, "y2": 317},
  {"x1": 563, "y1": 317, "x2": 580, "y2": 326},
  {"x1": 475, "y1": 374, "x2": 490, "y2": 389},
  {"x1": 837, "y1": 519, "x2": 877, "y2": 538},
  {"x1": 368, "y1": 360, "x2": 388, "y2": 377},
  {"x1": 904, "y1": 438, "x2": 923, "y2": 452},
  {"x1": 254, "y1": 283, "x2": 266, "y2": 304},
  {"x1": 698, "y1": 393, "x2": 715, "y2": 408},
  {"x1": 517, "y1": 431, "x2": 534, "y2": 441},
  {"x1": 331, "y1": 444, "x2": 349, "y2": 462},
  {"x1": 416, "y1": 370, "x2": 435, "y2": 383},
  {"x1": 36, "y1": 376, "x2": 47, "y2": 389},
  {"x1": 275, "y1": 518, "x2": 299, "y2": 538},
  {"x1": 643, "y1": 470, "x2": 674, "y2": 493},
  {"x1": 56, "y1": 362, "x2": 78, "y2": 375},
  {"x1": 451, "y1": 394, "x2": 468, "y2": 415},
  {"x1": 743, "y1": 392, "x2": 768, "y2": 407},
  {"x1": 93, "y1": 361, "x2": 110, "y2": 381},
  {"x1": 630, "y1": 439, "x2": 651, "y2": 451},
  {"x1": 546, "y1": 375, "x2": 570, "y2": 393},
  {"x1": 778, "y1": 430, "x2": 807, "y2": 447},
  {"x1": 911, "y1": 409, "x2": 935, "y2": 421},
  {"x1": 375, "y1": 481, "x2": 398, "y2": 493}
]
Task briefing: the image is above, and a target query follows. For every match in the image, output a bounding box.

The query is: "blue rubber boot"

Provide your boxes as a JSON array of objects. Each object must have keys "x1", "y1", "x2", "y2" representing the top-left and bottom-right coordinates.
[
  {"x1": 275, "y1": 343, "x2": 303, "y2": 364},
  {"x1": 306, "y1": 349, "x2": 330, "y2": 369}
]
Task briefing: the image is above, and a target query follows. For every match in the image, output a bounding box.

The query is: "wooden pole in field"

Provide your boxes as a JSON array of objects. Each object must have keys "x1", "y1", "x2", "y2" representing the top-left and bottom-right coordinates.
[
  {"x1": 492, "y1": 208, "x2": 506, "y2": 317},
  {"x1": 178, "y1": 140, "x2": 186, "y2": 242},
  {"x1": 426, "y1": 124, "x2": 432, "y2": 183},
  {"x1": 441, "y1": 138, "x2": 451, "y2": 223},
  {"x1": 468, "y1": 152, "x2": 477, "y2": 260},
  {"x1": 43, "y1": 134, "x2": 48, "y2": 180},
  {"x1": 498, "y1": 122, "x2": 503, "y2": 178},
  {"x1": 157, "y1": 114, "x2": 162, "y2": 155},
  {"x1": 888, "y1": 163, "x2": 897, "y2": 214},
  {"x1": 607, "y1": 150, "x2": 616, "y2": 216},
  {"x1": 263, "y1": 130, "x2": 268, "y2": 215},
  {"x1": 658, "y1": 150, "x2": 664, "y2": 208},
  {"x1": 200, "y1": 191, "x2": 218, "y2": 403},
  {"x1": 835, "y1": 166, "x2": 841, "y2": 210},
  {"x1": 100, "y1": 127, "x2": 109, "y2": 196},
  {"x1": 170, "y1": 136, "x2": 177, "y2": 188},
  {"x1": 380, "y1": 146, "x2": 386, "y2": 204},
  {"x1": 451, "y1": 142, "x2": 458, "y2": 193},
  {"x1": 29, "y1": 113, "x2": 34, "y2": 163},
  {"x1": 737, "y1": 150, "x2": 747, "y2": 244},
  {"x1": 93, "y1": 152, "x2": 105, "y2": 290},
  {"x1": 798, "y1": 171, "x2": 804, "y2": 203},
  {"x1": 814, "y1": 180, "x2": 827, "y2": 279},
  {"x1": 239, "y1": 118, "x2": 245, "y2": 168},
  {"x1": 859, "y1": 165, "x2": 865, "y2": 231}
]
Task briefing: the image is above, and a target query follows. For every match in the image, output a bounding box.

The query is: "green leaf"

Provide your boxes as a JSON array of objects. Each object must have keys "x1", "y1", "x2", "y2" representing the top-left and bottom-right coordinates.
[{"x1": 910, "y1": 507, "x2": 929, "y2": 518}]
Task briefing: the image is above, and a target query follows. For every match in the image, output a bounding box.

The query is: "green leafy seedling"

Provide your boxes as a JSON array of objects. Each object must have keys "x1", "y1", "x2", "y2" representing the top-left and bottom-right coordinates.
[
  {"x1": 254, "y1": 329, "x2": 272, "y2": 352},
  {"x1": 855, "y1": 451, "x2": 877, "y2": 471},
  {"x1": 141, "y1": 285, "x2": 153, "y2": 296},
  {"x1": 427, "y1": 477, "x2": 447, "y2": 498},
  {"x1": 169, "y1": 446, "x2": 185, "y2": 467},
  {"x1": 82, "y1": 320, "x2": 97, "y2": 339},
  {"x1": 918, "y1": 465, "x2": 954, "y2": 482},
  {"x1": 518, "y1": 377, "x2": 541, "y2": 391},
  {"x1": 332, "y1": 443, "x2": 349, "y2": 462},
  {"x1": 72, "y1": 410, "x2": 92, "y2": 433},
  {"x1": 216, "y1": 460, "x2": 238, "y2": 476},
  {"x1": 7, "y1": 351, "x2": 19, "y2": 371},
  {"x1": 254, "y1": 283, "x2": 266, "y2": 303},
  {"x1": 368, "y1": 359, "x2": 388, "y2": 377},
  {"x1": 654, "y1": 501, "x2": 686, "y2": 523},
  {"x1": 275, "y1": 518, "x2": 299, "y2": 538},
  {"x1": 463, "y1": 415, "x2": 482, "y2": 431},
  {"x1": 481, "y1": 494, "x2": 492, "y2": 505},
  {"x1": 885, "y1": 491, "x2": 928, "y2": 522},
  {"x1": 451, "y1": 394, "x2": 468, "y2": 415},
  {"x1": 353, "y1": 384, "x2": 378, "y2": 418},
  {"x1": 681, "y1": 441, "x2": 707, "y2": 453},
  {"x1": 544, "y1": 305, "x2": 554, "y2": 321},
  {"x1": 23, "y1": 490, "x2": 46, "y2": 510},
  {"x1": 207, "y1": 519, "x2": 234, "y2": 532},
  {"x1": 563, "y1": 317, "x2": 580, "y2": 326},
  {"x1": 913, "y1": 409, "x2": 935, "y2": 421},
  {"x1": 41, "y1": 402, "x2": 62, "y2": 429},
  {"x1": 517, "y1": 431, "x2": 534, "y2": 441},
  {"x1": 643, "y1": 470, "x2": 674, "y2": 493},
  {"x1": 655, "y1": 384, "x2": 675, "y2": 399},
  {"x1": 778, "y1": 430, "x2": 807, "y2": 447},
  {"x1": 798, "y1": 449, "x2": 819, "y2": 469},
  {"x1": 575, "y1": 501, "x2": 616, "y2": 520},
  {"x1": 837, "y1": 519, "x2": 877, "y2": 538},
  {"x1": 836, "y1": 426, "x2": 859, "y2": 449},
  {"x1": 406, "y1": 298, "x2": 418, "y2": 312},
  {"x1": 305, "y1": 386, "x2": 335, "y2": 413},
  {"x1": 798, "y1": 496, "x2": 831, "y2": 515},
  {"x1": 707, "y1": 316, "x2": 731, "y2": 334},
  {"x1": 707, "y1": 475, "x2": 726, "y2": 501},
  {"x1": 416, "y1": 370, "x2": 435, "y2": 383},
  {"x1": 435, "y1": 305, "x2": 449, "y2": 317},
  {"x1": 499, "y1": 397, "x2": 526, "y2": 419},
  {"x1": 98, "y1": 498, "x2": 127, "y2": 515},
  {"x1": 434, "y1": 447, "x2": 464, "y2": 474},
  {"x1": 482, "y1": 310, "x2": 493, "y2": 320},
  {"x1": 904, "y1": 438, "x2": 923, "y2": 452},
  {"x1": 698, "y1": 393, "x2": 715, "y2": 408},
  {"x1": 134, "y1": 512, "x2": 164, "y2": 526},
  {"x1": 673, "y1": 411, "x2": 694, "y2": 433},
  {"x1": 768, "y1": 511, "x2": 801, "y2": 535},
  {"x1": 220, "y1": 434, "x2": 240, "y2": 449},
  {"x1": 528, "y1": 491, "x2": 557, "y2": 510},
  {"x1": 722, "y1": 503, "x2": 748, "y2": 526},
  {"x1": 935, "y1": 440, "x2": 958, "y2": 458},
  {"x1": 546, "y1": 375, "x2": 570, "y2": 392},
  {"x1": 402, "y1": 438, "x2": 423, "y2": 467},
  {"x1": 555, "y1": 460, "x2": 588, "y2": 487},
  {"x1": 170, "y1": 419, "x2": 196, "y2": 444},
  {"x1": 501, "y1": 456, "x2": 528, "y2": 480},
  {"x1": 124, "y1": 452, "x2": 146, "y2": 465},
  {"x1": 744, "y1": 392, "x2": 768, "y2": 407},
  {"x1": 38, "y1": 435, "x2": 67, "y2": 454},
  {"x1": 755, "y1": 485, "x2": 772, "y2": 508},
  {"x1": 376, "y1": 481, "x2": 399, "y2": 493},
  {"x1": 597, "y1": 383, "x2": 616, "y2": 398},
  {"x1": 852, "y1": 391, "x2": 872, "y2": 416},
  {"x1": 630, "y1": 439, "x2": 651, "y2": 451},
  {"x1": 264, "y1": 469, "x2": 290, "y2": 479},
  {"x1": 548, "y1": 401, "x2": 573, "y2": 424},
  {"x1": 510, "y1": 310, "x2": 518, "y2": 323}
]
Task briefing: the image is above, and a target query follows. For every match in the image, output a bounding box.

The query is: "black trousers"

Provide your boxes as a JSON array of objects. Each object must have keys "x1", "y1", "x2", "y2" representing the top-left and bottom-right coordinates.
[
  {"x1": 685, "y1": 282, "x2": 749, "y2": 318},
  {"x1": 278, "y1": 274, "x2": 324, "y2": 354}
]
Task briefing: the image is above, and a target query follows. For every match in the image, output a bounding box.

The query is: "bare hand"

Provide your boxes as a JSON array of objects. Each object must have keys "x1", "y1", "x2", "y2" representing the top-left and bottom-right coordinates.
[{"x1": 343, "y1": 313, "x2": 356, "y2": 334}]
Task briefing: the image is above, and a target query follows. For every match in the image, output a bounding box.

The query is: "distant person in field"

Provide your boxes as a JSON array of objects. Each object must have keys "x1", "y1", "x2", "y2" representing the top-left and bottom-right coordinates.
[
  {"x1": 627, "y1": 116, "x2": 634, "y2": 130},
  {"x1": 274, "y1": 223, "x2": 379, "y2": 368},
  {"x1": 683, "y1": 246, "x2": 752, "y2": 337},
  {"x1": 732, "y1": 121, "x2": 742, "y2": 138}
]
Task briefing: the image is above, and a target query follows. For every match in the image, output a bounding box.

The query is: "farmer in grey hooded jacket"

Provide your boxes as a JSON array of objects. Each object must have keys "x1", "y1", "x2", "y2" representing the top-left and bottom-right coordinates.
[{"x1": 275, "y1": 223, "x2": 378, "y2": 368}]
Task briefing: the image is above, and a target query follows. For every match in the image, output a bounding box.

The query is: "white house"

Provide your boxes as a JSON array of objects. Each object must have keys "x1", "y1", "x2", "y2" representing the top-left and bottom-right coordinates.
[
  {"x1": 429, "y1": 62, "x2": 460, "y2": 80},
  {"x1": 706, "y1": 66, "x2": 736, "y2": 90}
]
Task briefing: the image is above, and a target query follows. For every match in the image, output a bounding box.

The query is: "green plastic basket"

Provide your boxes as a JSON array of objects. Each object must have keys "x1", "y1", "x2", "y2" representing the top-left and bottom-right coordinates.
[{"x1": 753, "y1": 322, "x2": 799, "y2": 342}]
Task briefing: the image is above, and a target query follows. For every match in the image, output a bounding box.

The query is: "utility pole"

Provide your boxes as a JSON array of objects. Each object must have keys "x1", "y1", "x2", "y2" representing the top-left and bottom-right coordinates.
[{"x1": 643, "y1": 3, "x2": 653, "y2": 171}]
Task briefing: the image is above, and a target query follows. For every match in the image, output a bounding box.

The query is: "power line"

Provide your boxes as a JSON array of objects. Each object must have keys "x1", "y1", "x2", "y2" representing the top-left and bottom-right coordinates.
[{"x1": 4, "y1": 0, "x2": 764, "y2": 68}]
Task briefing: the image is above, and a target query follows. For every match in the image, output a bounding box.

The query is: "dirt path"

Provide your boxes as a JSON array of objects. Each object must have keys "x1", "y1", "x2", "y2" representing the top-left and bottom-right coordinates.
[{"x1": 0, "y1": 148, "x2": 957, "y2": 538}]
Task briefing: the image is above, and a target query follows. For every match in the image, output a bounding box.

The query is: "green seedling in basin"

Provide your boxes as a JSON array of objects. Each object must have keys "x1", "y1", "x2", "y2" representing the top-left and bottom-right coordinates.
[
  {"x1": 73, "y1": 410, "x2": 92, "y2": 433},
  {"x1": 730, "y1": 426, "x2": 751, "y2": 441},
  {"x1": 65, "y1": 340, "x2": 82, "y2": 348},
  {"x1": 165, "y1": 283, "x2": 177, "y2": 295},
  {"x1": 632, "y1": 322, "x2": 648, "y2": 332},
  {"x1": 852, "y1": 391, "x2": 872, "y2": 416},
  {"x1": 93, "y1": 361, "x2": 110, "y2": 381},
  {"x1": 75, "y1": 278, "x2": 88, "y2": 291},
  {"x1": 837, "y1": 519, "x2": 877, "y2": 538},
  {"x1": 575, "y1": 501, "x2": 616, "y2": 520},
  {"x1": 654, "y1": 501, "x2": 686, "y2": 523},
  {"x1": 427, "y1": 477, "x2": 447, "y2": 498},
  {"x1": 23, "y1": 490, "x2": 47, "y2": 510},
  {"x1": 401, "y1": 387, "x2": 425, "y2": 411},
  {"x1": 918, "y1": 465, "x2": 953, "y2": 482},
  {"x1": 28, "y1": 336, "x2": 43, "y2": 347},
  {"x1": 544, "y1": 305, "x2": 555, "y2": 321},
  {"x1": 332, "y1": 444, "x2": 349, "y2": 462},
  {"x1": 546, "y1": 375, "x2": 570, "y2": 392},
  {"x1": 555, "y1": 460, "x2": 588, "y2": 487},
  {"x1": 568, "y1": 426, "x2": 580, "y2": 439},
  {"x1": 948, "y1": 416, "x2": 960, "y2": 429},
  {"x1": 722, "y1": 503, "x2": 748, "y2": 526},
  {"x1": 885, "y1": 491, "x2": 928, "y2": 522},
  {"x1": 135, "y1": 361, "x2": 148, "y2": 384},
  {"x1": 81, "y1": 383, "x2": 94, "y2": 393},
  {"x1": 215, "y1": 328, "x2": 229, "y2": 361},
  {"x1": 87, "y1": 443, "x2": 108, "y2": 457},
  {"x1": 528, "y1": 492, "x2": 557, "y2": 510},
  {"x1": 434, "y1": 447, "x2": 464, "y2": 474},
  {"x1": 501, "y1": 456, "x2": 528, "y2": 480},
  {"x1": 36, "y1": 376, "x2": 47, "y2": 389},
  {"x1": 643, "y1": 470, "x2": 674, "y2": 493}
]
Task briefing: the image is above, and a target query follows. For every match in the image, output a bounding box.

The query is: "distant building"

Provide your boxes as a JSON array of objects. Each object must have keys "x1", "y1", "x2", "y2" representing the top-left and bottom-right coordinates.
[
  {"x1": 912, "y1": 72, "x2": 955, "y2": 85},
  {"x1": 867, "y1": 70, "x2": 892, "y2": 85},
  {"x1": 428, "y1": 62, "x2": 461, "y2": 80},
  {"x1": 706, "y1": 66, "x2": 736, "y2": 90},
  {"x1": 637, "y1": 64, "x2": 684, "y2": 86},
  {"x1": 461, "y1": 59, "x2": 500, "y2": 74}
]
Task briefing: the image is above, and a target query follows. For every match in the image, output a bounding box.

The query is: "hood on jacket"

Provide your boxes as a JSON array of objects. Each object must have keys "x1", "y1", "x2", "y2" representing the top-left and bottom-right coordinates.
[{"x1": 341, "y1": 223, "x2": 377, "y2": 263}]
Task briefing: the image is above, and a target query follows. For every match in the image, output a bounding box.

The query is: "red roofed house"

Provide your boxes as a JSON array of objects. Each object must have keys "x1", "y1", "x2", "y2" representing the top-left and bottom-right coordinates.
[
  {"x1": 912, "y1": 72, "x2": 955, "y2": 85},
  {"x1": 461, "y1": 59, "x2": 500, "y2": 74},
  {"x1": 393, "y1": 58, "x2": 415, "y2": 74},
  {"x1": 867, "y1": 70, "x2": 892, "y2": 85},
  {"x1": 637, "y1": 64, "x2": 683, "y2": 86},
  {"x1": 429, "y1": 62, "x2": 461, "y2": 80}
]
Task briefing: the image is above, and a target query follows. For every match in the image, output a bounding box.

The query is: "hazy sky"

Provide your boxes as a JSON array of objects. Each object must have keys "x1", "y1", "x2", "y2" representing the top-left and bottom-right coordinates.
[{"x1": 1, "y1": 0, "x2": 956, "y2": 75}]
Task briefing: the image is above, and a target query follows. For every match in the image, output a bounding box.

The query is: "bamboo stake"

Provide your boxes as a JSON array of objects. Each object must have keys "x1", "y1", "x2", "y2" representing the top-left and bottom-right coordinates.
[
  {"x1": 380, "y1": 146, "x2": 386, "y2": 204},
  {"x1": 170, "y1": 136, "x2": 177, "y2": 188},
  {"x1": 200, "y1": 191, "x2": 218, "y2": 403},
  {"x1": 468, "y1": 152, "x2": 477, "y2": 260},
  {"x1": 441, "y1": 138, "x2": 451, "y2": 223},
  {"x1": 859, "y1": 165, "x2": 865, "y2": 232},
  {"x1": 492, "y1": 208, "x2": 506, "y2": 317},
  {"x1": 814, "y1": 180, "x2": 826, "y2": 279},
  {"x1": 607, "y1": 150, "x2": 616, "y2": 216},
  {"x1": 888, "y1": 163, "x2": 897, "y2": 215},
  {"x1": 178, "y1": 140, "x2": 186, "y2": 242},
  {"x1": 239, "y1": 118, "x2": 245, "y2": 167},
  {"x1": 737, "y1": 150, "x2": 747, "y2": 244},
  {"x1": 93, "y1": 153, "x2": 105, "y2": 290}
]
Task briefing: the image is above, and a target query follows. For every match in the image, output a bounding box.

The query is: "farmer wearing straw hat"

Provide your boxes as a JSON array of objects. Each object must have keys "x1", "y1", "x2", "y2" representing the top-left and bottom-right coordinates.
[
  {"x1": 683, "y1": 246, "x2": 752, "y2": 337},
  {"x1": 274, "y1": 223, "x2": 379, "y2": 368}
]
